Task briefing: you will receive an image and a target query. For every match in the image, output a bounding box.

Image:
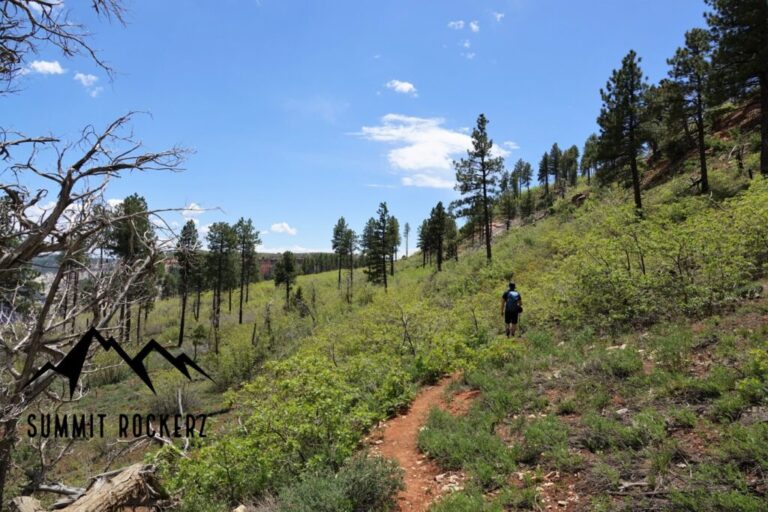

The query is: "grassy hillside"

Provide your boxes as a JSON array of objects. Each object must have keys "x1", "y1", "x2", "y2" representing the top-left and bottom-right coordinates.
[{"x1": 10, "y1": 159, "x2": 767, "y2": 511}]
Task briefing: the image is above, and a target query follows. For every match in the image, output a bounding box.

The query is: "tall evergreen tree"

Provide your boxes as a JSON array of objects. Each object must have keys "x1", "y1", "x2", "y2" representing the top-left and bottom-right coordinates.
[
  {"x1": 206, "y1": 222, "x2": 236, "y2": 352},
  {"x1": 234, "y1": 217, "x2": 260, "y2": 324},
  {"x1": 428, "y1": 202, "x2": 447, "y2": 271},
  {"x1": 549, "y1": 143, "x2": 563, "y2": 197},
  {"x1": 597, "y1": 50, "x2": 648, "y2": 212},
  {"x1": 444, "y1": 216, "x2": 459, "y2": 262},
  {"x1": 403, "y1": 222, "x2": 410, "y2": 258},
  {"x1": 562, "y1": 145, "x2": 580, "y2": 188},
  {"x1": 387, "y1": 215, "x2": 400, "y2": 276},
  {"x1": 332, "y1": 217, "x2": 349, "y2": 289},
  {"x1": 581, "y1": 134, "x2": 600, "y2": 185},
  {"x1": 361, "y1": 203, "x2": 390, "y2": 289},
  {"x1": 537, "y1": 152, "x2": 550, "y2": 199},
  {"x1": 452, "y1": 114, "x2": 504, "y2": 261},
  {"x1": 176, "y1": 220, "x2": 199, "y2": 347},
  {"x1": 107, "y1": 193, "x2": 154, "y2": 343},
  {"x1": 705, "y1": 0, "x2": 768, "y2": 175},
  {"x1": 274, "y1": 251, "x2": 298, "y2": 309},
  {"x1": 669, "y1": 28, "x2": 713, "y2": 192}
]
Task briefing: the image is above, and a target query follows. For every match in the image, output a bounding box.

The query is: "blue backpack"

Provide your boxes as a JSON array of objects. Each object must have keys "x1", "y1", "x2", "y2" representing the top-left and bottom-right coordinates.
[{"x1": 505, "y1": 290, "x2": 521, "y2": 312}]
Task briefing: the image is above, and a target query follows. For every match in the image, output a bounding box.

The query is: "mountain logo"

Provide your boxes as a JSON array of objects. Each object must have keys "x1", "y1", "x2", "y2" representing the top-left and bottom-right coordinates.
[{"x1": 22, "y1": 327, "x2": 213, "y2": 398}]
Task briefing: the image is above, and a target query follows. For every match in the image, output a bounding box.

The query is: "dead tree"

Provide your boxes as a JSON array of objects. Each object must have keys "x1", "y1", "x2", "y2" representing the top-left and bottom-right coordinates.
[{"x1": 0, "y1": 114, "x2": 186, "y2": 510}]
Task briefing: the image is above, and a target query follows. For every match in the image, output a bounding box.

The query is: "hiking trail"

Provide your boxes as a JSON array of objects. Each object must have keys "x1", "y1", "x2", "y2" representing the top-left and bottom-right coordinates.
[{"x1": 367, "y1": 374, "x2": 478, "y2": 511}]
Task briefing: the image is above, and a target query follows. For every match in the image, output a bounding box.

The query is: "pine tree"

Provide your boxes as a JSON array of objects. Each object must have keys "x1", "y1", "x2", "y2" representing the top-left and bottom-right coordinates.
[
  {"x1": 387, "y1": 215, "x2": 400, "y2": 276},
  {"x1": 361, "y1": 203, "x2": 390, "y2": 289},
  {"x1": 206, "y1": 222, "x2": 236, "y2": 352},
  {"x1": 669, "y1": 28, "x2": 714, "y2": 192},
  {"x1": 444, "y1": 217, "x2": 459, "y2": 262},
  {"x1": 332, "y1": 217, "x2": 349, "y2": 289},
  {"x1": 597, "y1": 50, "x2": 648, "y2": 212},
  {"x1": 428, "y1": 202, "x2": 447, "y2": 271},
  {"x1": 538, "y1": 152, "x2": 550, "y2": 199},
  {"x1": 549, "y1": 143, "x2": 563, "y2": 197},
  {"x1": 234, "y1": 217, "x2": 260, "y2": 324},
  {"x1": 403, "y1": 222, "x2": 410, "y2": 258},
  {"x1": 705, "y1": 0, "x2": 768, "y2": 175},
  {"x1": 581, "y1": 134, "x2": 599, "y2": 185},
  {"x1": 274, "y1": 251, "x2": 298, "y2": 309},
  {"x1": 107, "y1": 193, "x2": 154, "y2": 343},
  {"x1": 176, "y1": 220, "x2": 199, "y2": 347},
  {"x1": 452, "y1": 114, "x2": 504, "y2": 262},
  {"x1": 562, "y1": 145, "x2": 580, "y2": 188}
]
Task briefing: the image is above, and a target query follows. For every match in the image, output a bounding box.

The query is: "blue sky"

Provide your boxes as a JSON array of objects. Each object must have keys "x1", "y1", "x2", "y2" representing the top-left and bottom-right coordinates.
[{"x1": 7, "y1": 0, "x2": 709, "y2": 252}]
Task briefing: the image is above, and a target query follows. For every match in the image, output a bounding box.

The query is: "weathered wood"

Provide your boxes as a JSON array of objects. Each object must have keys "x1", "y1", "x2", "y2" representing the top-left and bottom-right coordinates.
[
  {"x1": 9, "y1": 497, "x2": 44, "y2": 512},
  {"x1": 55, "y1": 464, "x2": 165, "y2": 512}
]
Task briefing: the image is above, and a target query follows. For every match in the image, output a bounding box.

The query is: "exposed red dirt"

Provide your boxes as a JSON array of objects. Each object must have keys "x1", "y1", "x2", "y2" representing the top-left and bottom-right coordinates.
[{"x1": 367, "y1": 374, "x2": 471, "y2": 512}]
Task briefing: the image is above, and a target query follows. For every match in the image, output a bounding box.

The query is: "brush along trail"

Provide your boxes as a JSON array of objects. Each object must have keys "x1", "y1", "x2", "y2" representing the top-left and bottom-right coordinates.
[{"x1": 367, "y1": 374, "x2": 478, "y2": 511}]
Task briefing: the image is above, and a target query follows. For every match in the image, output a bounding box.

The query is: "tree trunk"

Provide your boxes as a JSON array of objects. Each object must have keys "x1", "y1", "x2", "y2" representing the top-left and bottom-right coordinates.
[
  {"x1": 761, "y1": 73, "x2": 768, "y2": 176},
  {"x1": 238, "y1": 250, "x2": 245, "y2": 324},
  {"x1": 337, "y1": 255, "x2": 342, "y2": 290},
  {"x1": 178, "y1": 290, "x2": 187, "y2": 347},
  {"x1": 125, "y1": 304, "x2": 131, "y2": 343},
  {"x1": 629, "y1": 125, "x2": 643, "y2": 212},
  {"x1": 482, "y1": 170, "x2": 492, "y2": 261},
  {"x1": 0, "y1": 421, "x2": 17, "y2": 512},
  {"x1": 136, "y1": 303, "x2": 141, "y2": 343},
  {"x1": 696, "y1": 86, "x2": 709, "y2": 193}
]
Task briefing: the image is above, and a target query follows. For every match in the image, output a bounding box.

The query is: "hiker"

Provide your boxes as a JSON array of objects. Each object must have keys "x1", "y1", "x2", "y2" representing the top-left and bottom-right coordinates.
[{"x1": 501, "y1": 282, "x2": 522, "y2": 337}]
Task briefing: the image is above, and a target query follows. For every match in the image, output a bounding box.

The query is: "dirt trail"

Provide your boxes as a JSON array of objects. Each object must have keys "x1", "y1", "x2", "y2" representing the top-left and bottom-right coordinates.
[{"x1": 368, "y1": 374, "x2": 474, "y2": 512}]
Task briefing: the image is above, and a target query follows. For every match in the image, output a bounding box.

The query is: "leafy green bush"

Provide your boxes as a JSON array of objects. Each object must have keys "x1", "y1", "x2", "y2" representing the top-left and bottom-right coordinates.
[
  {"x1": 278, "y1": 454, "x2": 403, "y2": 512},
  {"x1": 418, "y1": 409, "x2": 515, "y2": 489}
]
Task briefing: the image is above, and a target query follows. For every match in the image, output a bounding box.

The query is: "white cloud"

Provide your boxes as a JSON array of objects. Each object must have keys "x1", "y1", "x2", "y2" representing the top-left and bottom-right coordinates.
[
  {"x1": 492, "y1": 12, "x2": 505, "y2": 22},
  {"x1": 462, "y1": 39, "x2": 471, "y2": 49},
  {"x1": 469, "y1": 20, "x2": 480, "y2": 32},
  {"x1": 503, "y1": 141, "x2": 520, "y2": 151},
  {"x1": 74, "y1": 72, "x2": 98, "y2": 87},
  {"x1": 461, "y1": 52, "x2": 476, "y2": 60},
  {"x1": 260, "y1": 245, "x2": 330, "y2": 254},
  {"x1": 106, "y1": 198, "x2": 123, "y2": 209},
  {"x1": 358, "y1": 114, "x2": 511, "y2": 189},
  {"x1": 89, "y1": 86, "x2": 104, "y2": 98},
  {"x1": 385, "y1": 79, "x2": 418, "y2": 97},
  {"x1": 447, "y1": 20, "x2": 464, "y2": 29},
  {"x1": 24, "y1": 60, "x2": 65, "y2": 75},
  {"x1": 181, "y1": 202, "x2": 204, "y2": 220},
  {"x1": 270, "y1": 222, "x2": 298, "y2": 236}
]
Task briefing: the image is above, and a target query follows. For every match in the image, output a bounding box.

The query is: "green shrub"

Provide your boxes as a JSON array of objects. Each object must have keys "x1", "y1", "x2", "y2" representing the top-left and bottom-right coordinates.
[
  {"x1": 720, "y1": 423, "x2": 768, "y2": 470},
  {"x1": 711, "y1": 393, "x2": 748, "y2": 423},
  {"x1": 278, "y1": 454, "x2": 404, "y2": 512},
  {"x1": 418, "y1": 409, "x2": 515, "y2": 489},
  {"x1": 514, "y1": 416, "x2": 568, "y2": 464},
  {"x1": 586, "y1": 348, "x2": 643, "y2": 379}
]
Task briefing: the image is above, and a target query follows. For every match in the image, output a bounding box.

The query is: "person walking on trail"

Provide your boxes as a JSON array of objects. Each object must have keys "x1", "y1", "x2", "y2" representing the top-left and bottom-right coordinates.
[{"x1": 502, "y1": 282, "x2": 522, "y2": 337}]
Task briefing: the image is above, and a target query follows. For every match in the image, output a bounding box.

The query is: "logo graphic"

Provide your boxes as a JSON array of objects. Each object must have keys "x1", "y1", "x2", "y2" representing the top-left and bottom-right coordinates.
[{"x1": 23, "y1": 327, "x2": 213, "y2": 398}]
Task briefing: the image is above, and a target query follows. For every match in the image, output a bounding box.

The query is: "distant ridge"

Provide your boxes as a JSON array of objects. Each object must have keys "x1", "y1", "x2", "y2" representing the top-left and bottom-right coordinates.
[{"x1": 23, "y1": 327, "x2": 213, "y2": 398}]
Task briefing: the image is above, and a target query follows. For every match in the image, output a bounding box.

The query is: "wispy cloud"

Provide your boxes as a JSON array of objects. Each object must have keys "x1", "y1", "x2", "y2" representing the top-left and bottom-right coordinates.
[
  {"x1": 270, "y1": 222, "x2": 298, "y2": 236},
  {"x1": 461, "y1": 39, "x2": 471, "y2": 49},
  {"x1": 469, "y1": 20, "x2": 480, "y2": 32},
  {"x1": 492, "y1": 12, "x2": 505, "y2": 22},
  {"x1": 385, "y1": 79, "x2": 418, "y2": 97},
  {"x1": 181, "y1": 202, "x2": 204, "y2": 220},
  {"x1": 503, "y1": 141, "x2": 520, "y2": 151},
  {"x1": 447, "y1": 20, "x2": 465, "y2": 29},
  {"x1": 74, "y1": 72, "x2": 98, "y2": 87},
  {"x1": 73, "y1": 72, "x2": 103, "y2": 97},
  {"x1": 23, "y1": 60, "x2": 65, "y2": 75},
  {"x1": 357, "y1": 114, "x2": 506, "y2": 189},
  {"x1": 461, "y1": 52, "x2": 476, "y2": 60}
]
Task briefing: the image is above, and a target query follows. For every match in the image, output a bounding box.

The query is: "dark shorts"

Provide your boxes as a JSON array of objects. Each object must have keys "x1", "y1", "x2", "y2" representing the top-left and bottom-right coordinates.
[{"x1": 505, "y1": 309, "x2": 519, "y2": 325}]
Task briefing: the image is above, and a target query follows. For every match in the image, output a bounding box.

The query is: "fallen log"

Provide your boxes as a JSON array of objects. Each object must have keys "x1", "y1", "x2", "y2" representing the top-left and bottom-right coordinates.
[
  {"x1": 57, "y1": 464, "x2": 166, "y2": 512},
  {"x1": 9, "y1": 497, "x2": 45, "y2": 512}
]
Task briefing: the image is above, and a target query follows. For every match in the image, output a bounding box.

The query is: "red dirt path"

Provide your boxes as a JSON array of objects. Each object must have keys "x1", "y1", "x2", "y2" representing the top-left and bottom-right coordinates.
[{"x1": 367, "y1": 374, "x2": 469, "y2": 512}]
